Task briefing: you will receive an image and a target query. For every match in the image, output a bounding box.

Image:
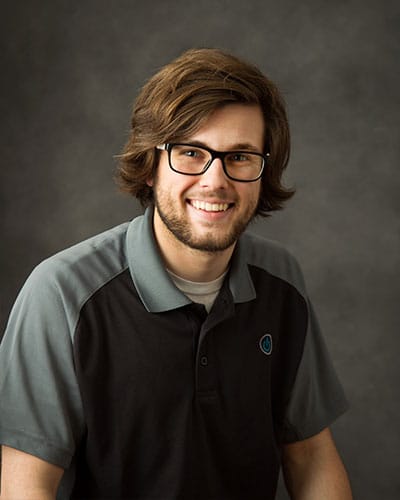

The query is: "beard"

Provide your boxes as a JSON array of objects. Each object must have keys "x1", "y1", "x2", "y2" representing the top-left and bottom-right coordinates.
[{"x1": 153, "y1": 184, "x2": 258, "y2": 253}]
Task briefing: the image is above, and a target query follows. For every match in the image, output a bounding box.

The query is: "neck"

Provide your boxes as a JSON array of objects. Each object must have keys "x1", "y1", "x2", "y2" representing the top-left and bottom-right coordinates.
[{"x1": 152, "y1": 210, "x2": 235, "y2": 282}]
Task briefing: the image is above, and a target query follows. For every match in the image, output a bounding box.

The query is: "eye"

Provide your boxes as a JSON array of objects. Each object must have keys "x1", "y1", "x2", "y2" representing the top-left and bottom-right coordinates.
[
  {"x1": 174, "y1": 145, "x2": 206, "y2": 160},
  {"x1": 233, "y1": 153, "x2": 249, "y2": 162},
  {"x1": 183, "y1": 149, "x2": 200, "y2": 158},
  {"x1": 227, "y1": 152, "x2": 251, "y2": 163}
]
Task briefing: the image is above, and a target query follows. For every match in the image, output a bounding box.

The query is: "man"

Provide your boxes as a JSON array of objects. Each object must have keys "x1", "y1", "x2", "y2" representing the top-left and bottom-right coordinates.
[{"x1": 0, "y1": 48, "x2": 352, "y2": 499}]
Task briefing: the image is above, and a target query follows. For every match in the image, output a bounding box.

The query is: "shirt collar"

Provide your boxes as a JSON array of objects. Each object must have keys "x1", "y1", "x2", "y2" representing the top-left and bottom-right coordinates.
[{"x1": 126, "y1": 206, "x2": 256, "y2": 312}]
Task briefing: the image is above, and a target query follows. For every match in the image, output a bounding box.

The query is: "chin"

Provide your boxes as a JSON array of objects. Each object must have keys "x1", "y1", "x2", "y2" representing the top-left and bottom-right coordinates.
[{"x1": 183, "y1": 234, "x2": 236, "y2": 253}]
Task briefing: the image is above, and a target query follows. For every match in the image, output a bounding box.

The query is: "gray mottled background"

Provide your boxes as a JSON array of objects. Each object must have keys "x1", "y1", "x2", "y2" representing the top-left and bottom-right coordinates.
[{"x1": 1, "y1": 0, "x2": 399, "y2": 498}]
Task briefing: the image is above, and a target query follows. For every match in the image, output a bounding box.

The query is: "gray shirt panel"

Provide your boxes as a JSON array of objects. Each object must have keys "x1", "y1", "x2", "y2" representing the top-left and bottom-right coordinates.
[
  {"x1": 240, "y1": 230, "x2": 307, "y2": 298},
  {"x1": 0, "y1": 222, "x2": 130, "y2": 468},
  {"x1": 283, "y1": 301, "x2": 349, "y2": 441}
]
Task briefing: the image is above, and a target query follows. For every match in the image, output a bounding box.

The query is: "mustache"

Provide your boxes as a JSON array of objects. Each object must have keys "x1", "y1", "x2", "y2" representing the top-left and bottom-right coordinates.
[{"x1": 185, "y1": 191, "x2": 237, "y2": 202}]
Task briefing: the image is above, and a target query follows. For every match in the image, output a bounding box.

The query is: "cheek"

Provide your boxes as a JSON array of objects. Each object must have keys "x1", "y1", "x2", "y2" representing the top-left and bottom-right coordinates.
[
  {"x1": 163, "y1": 172, "x2": 197, "y2": 195},
  {"x1": 239, "y1": 183, "x2": 261, "y2": 205}
]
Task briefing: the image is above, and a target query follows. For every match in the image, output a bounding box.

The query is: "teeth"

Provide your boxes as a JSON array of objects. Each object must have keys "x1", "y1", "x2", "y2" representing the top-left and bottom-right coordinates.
[{"x1": 191, "y1": 200, "x2": 229, "y2": 212}]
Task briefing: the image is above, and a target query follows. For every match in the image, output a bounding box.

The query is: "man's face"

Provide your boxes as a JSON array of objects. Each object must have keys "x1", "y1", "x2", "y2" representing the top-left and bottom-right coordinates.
[{"x1": 151, "y1": 103, "x2": 265, "y2": 253}]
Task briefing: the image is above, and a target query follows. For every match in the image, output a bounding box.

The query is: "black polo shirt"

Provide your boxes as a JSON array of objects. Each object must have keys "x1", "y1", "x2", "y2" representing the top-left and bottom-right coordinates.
[{"x1": 0, "y1": 207, "x2": 348, "y2": 499}]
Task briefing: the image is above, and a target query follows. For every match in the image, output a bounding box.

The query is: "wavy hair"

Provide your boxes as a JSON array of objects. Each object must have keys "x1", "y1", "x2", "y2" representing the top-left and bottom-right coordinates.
[{"x1": 116, "y1": 48, "x2": 294, "y2": 216}]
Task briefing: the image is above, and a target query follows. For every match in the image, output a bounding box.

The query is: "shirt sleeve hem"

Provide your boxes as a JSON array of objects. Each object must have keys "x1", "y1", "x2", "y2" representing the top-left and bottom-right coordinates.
[
  {"x1": 281, "y1": 399, "x2": 350, "y2": 444},
  {"x1": 0, "y1": 427, "x2": 73, "y2": 469}
]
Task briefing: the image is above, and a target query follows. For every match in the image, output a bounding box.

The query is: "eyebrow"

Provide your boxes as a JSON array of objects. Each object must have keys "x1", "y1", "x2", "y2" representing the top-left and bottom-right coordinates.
[{"x1": 182, "y1": 140, "x2": 262, "y2": 153}]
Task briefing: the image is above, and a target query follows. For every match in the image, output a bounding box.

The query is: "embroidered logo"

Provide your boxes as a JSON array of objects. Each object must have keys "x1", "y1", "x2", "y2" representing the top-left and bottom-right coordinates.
[{"x1": 259, "y1": 333, "x2": 273, "y2": 356}]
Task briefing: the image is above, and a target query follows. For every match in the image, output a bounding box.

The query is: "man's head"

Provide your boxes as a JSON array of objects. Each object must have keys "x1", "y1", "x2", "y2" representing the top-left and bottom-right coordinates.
[
  {"x1": 150, "y1": 103, "x2": 265, "y2": 253},
  {"x1": 117, "y1": 48, "x2": 294, "y2": 216}
]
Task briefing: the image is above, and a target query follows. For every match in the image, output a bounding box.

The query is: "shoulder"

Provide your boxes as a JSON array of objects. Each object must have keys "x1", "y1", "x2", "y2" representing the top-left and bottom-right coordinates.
[
  {"x1": 241, "y1": 231, "x2": 307, "y2": 298},
  {"x1": 15, "y1": 222, "x2": 130, "y2": 330},
  {"x1": 35, "y1": 222, "x2": 129, "y2": 283}
]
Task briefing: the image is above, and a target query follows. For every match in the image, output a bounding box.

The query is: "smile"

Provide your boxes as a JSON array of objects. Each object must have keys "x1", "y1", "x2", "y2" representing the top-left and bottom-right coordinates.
[{"x1": 190, "y1": 200, "x2": 230, "y2": 212}]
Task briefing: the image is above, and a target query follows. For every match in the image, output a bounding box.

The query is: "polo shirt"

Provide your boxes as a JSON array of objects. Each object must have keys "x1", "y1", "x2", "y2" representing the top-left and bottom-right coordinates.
[{"x1": 0, "y1": 207, "x2": 348, "y2": 499}]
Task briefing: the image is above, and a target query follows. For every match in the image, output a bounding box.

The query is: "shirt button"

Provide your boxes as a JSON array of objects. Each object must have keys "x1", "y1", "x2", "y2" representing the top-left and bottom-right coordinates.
[{"x1": 200, "y1": 356, "x2": 209, "y2": 366}]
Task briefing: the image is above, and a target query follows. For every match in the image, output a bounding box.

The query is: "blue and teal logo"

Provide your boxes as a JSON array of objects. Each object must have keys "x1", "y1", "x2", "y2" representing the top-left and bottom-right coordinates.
[{"x1": 259, "y1": 333, "x2": 273, "y2": 356}]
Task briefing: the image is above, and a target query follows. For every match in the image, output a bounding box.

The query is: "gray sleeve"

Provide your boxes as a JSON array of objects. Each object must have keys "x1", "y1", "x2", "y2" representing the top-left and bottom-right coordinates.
[
  {"x1": 0, "y1": 261, "x2": 85, "y2": 468},
  {"x1": 281, "y1": 300, "x2": 349, "y2": 443}
]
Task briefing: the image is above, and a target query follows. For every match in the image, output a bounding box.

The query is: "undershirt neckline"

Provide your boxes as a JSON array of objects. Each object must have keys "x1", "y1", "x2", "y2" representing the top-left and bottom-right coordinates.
[{"x1": 167, "y1": 268, "x2": 228, "y2": 313}]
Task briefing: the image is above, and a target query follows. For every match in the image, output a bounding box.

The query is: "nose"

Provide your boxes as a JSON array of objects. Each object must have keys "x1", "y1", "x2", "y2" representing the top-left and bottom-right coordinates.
[{"x1": 199, "y1": 158, "x2": 229, "y2": 189}]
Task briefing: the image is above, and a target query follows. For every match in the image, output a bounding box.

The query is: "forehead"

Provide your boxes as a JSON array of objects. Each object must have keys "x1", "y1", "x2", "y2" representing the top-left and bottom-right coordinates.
[{"x1": 185, "y1": 104, "x2": 265, "y2": 151}]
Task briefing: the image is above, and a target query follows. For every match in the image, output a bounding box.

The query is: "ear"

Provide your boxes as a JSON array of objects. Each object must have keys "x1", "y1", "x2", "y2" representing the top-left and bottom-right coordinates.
[{"x1": 146, "y1": 177, "x2": 153, "y2": 187}]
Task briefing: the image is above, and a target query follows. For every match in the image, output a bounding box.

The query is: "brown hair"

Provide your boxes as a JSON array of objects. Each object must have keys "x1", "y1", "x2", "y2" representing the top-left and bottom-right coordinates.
[{"x1": 116, "y1": 48, "x2": 294, "y2": 216}]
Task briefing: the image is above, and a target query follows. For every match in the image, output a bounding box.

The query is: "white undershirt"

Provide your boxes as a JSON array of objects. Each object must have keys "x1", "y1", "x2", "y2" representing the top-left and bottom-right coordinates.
[{"x1": 167, "y1": 269, "x2": 228, "y2": 313}]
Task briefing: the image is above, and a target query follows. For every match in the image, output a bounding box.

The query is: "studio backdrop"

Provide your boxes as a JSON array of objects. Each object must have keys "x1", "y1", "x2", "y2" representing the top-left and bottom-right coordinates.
[{"x1": 1, "y1": 1, "x2": 399, "y2": 498}]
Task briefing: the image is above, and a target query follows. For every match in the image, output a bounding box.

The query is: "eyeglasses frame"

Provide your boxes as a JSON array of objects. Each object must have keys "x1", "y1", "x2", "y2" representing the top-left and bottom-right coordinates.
[{"x1": 156, "y1": 143, "x2": 270, "y2": 183}]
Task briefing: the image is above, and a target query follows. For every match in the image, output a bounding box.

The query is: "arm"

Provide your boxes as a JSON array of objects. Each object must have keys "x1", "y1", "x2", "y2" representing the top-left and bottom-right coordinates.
[
  {"x1": 282, "y1": 428, "x2": 352, "y2": 500},
  {"x1": 0, "y1": 446, "x2": 64, "y2": 500}
]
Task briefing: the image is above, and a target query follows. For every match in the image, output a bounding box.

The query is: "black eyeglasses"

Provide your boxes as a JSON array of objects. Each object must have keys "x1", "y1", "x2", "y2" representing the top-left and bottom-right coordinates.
[{"x1": 156, "y1": 143, "x2": 269, "y2": 182}]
